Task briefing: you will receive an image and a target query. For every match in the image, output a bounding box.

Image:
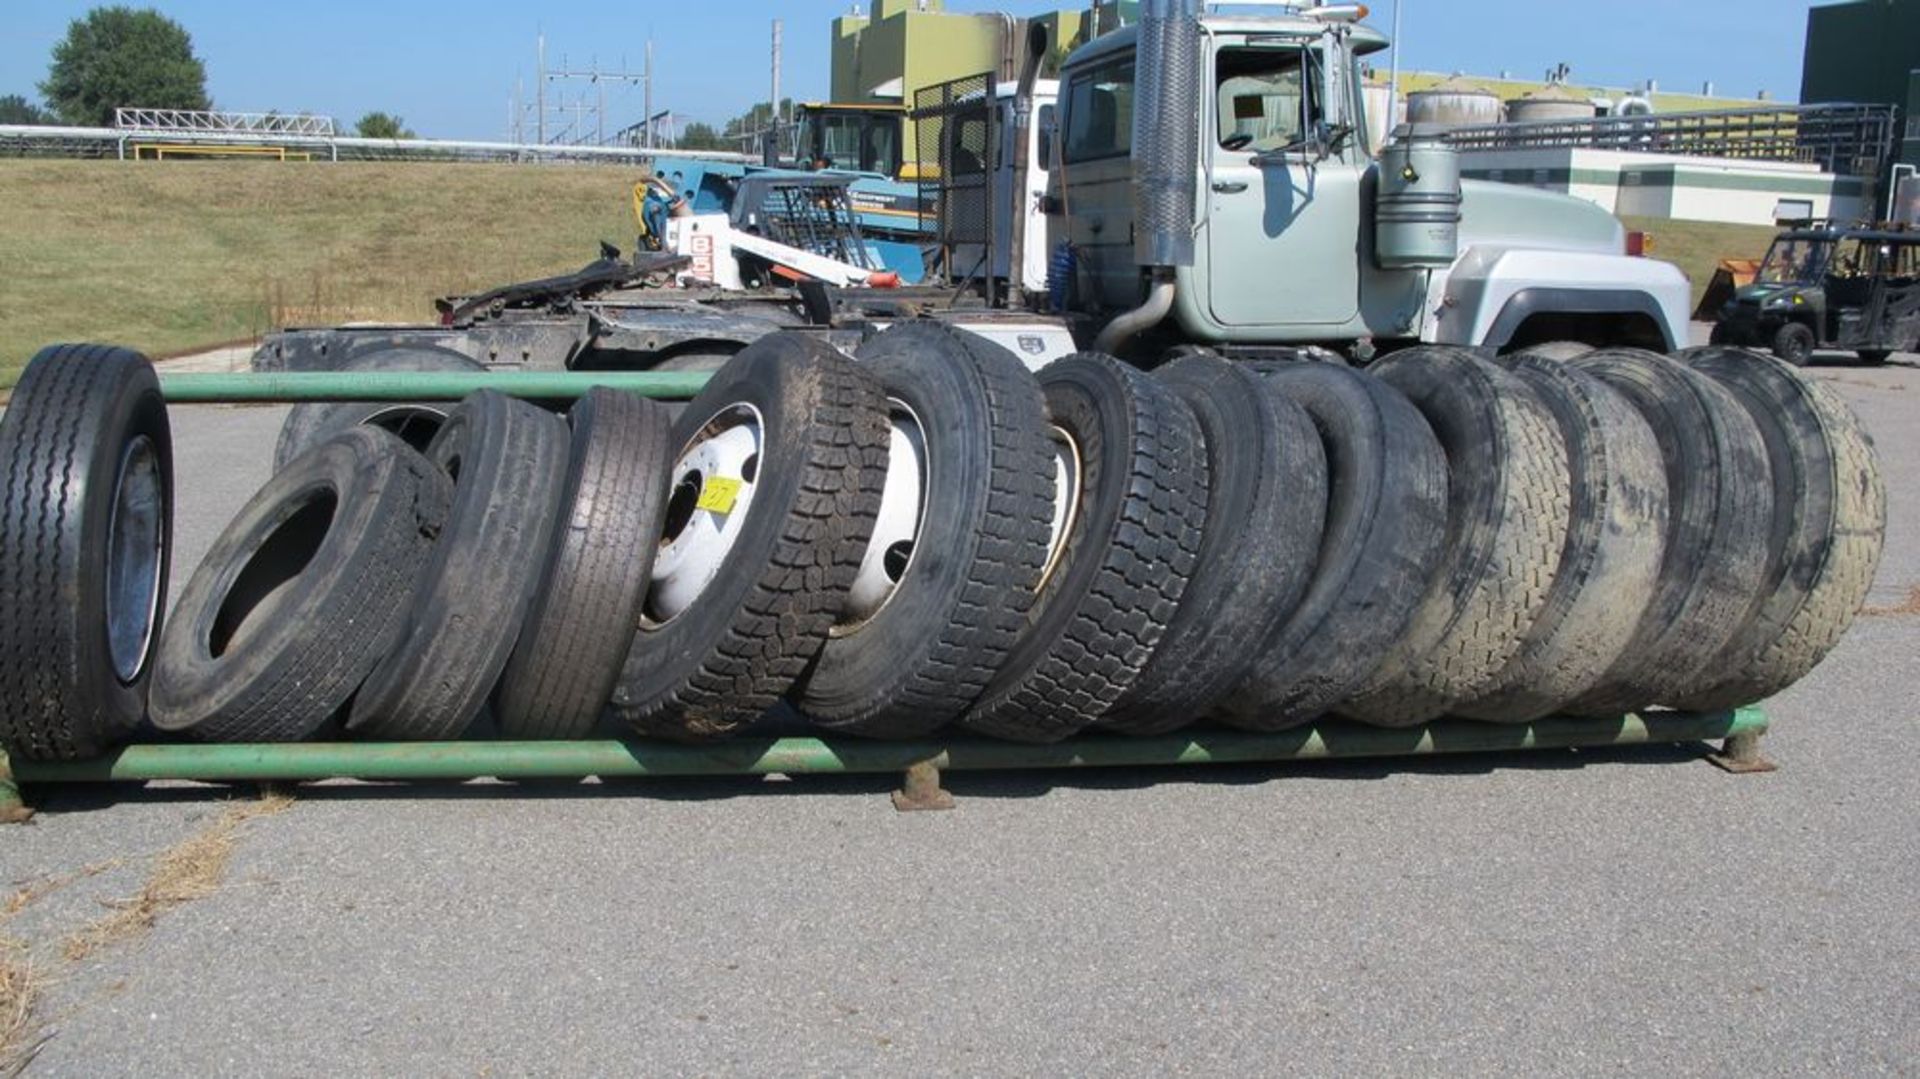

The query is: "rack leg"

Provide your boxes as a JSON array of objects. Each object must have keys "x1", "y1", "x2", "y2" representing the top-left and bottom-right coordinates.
[
  {"x1": 0, "y1": 761, "x2": 33, "y2": 824},
  {"x1": 892, "y1": 758, "x2": 954, "y2": 812},
  {"x1": 1707, "y1": 729, "x2": 1777, "y2": 774}
]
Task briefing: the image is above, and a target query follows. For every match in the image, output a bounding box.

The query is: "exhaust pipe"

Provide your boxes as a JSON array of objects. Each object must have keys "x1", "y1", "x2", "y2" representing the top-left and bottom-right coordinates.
[
  {"x1": 1132, "y1": 0, "x2": 1201, "y2": 268},
  {"x1": 1098, "y1": 0, "x2": 1200, "y2": 354},
  {"x1": 1006, "y1": 21, "x2": 1050, "y2": 302}
]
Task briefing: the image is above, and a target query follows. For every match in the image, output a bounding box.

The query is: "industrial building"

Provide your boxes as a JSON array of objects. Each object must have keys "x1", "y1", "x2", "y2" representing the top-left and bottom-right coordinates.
[
  {"x1": 819, "y1": 0, "x2": 1897, "y2": 227},
  {"x1": 1801, "y1": 0, "x2": 1920, "y2": 217}
]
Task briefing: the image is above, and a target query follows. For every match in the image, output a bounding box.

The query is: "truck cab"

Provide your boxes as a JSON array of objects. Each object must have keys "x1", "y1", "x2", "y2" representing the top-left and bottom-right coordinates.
[{"x1": 1046, "y1": 5, "x2": 1688, "y2": 359}]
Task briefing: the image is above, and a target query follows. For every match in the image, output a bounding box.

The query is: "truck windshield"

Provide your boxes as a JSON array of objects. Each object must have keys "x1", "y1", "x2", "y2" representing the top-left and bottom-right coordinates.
[
  {"x1": 1757, "y1": 238, "x2": 1829, "y2": 285},
  {"x1": 1216, "y1": 46, "x2": 1322, "y2": 150}
]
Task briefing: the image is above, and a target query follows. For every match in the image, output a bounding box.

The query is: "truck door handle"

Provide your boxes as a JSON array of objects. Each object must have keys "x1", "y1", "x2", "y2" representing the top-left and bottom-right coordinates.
[{"x1": 1211, "y1": 180, "x2": 1249, "y2": 194}]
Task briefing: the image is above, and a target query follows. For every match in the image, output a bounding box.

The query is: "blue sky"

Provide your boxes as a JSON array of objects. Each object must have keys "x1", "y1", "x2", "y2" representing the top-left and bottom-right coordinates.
[{"x1": 2, "y1": 1, "x2": 1821, "y2": 139}]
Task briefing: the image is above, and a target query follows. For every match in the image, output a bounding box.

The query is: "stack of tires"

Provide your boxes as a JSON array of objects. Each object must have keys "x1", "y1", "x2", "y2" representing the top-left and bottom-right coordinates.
[{"x1": 0, "y1": 329, "x2": 1886, "y2": 760}]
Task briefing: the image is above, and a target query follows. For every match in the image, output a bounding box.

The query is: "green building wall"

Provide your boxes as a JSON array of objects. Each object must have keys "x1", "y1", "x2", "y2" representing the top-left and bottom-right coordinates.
[{"x1": 1801, "y1": 0, "x2": 1920, "y2": 111}]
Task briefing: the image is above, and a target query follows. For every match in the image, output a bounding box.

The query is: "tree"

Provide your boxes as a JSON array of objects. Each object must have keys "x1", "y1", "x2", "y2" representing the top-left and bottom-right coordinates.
[
  {"x1": 721, "y1": 98, "x2": 794, "y2": 142},
  {"x1": 354, "y1": 111, "x2": 414, "y2": 139},
  {"x1": 677, "y1": 121, "x2": 727, "y2": 151},
  {"x1": 40, "y1": 7, "x2": 210, "y2": 127},
  {"x1": 0, "y1": 95, "x2": 53, "y2": 125}
]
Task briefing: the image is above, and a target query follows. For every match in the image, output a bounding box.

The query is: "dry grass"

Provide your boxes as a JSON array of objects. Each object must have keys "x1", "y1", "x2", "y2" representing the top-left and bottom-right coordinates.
[
  {"x1": 1860, "y1": 584, "x2": 1920, "y2": 617},
  {"x1": 0, "y1": 935, "x2": 46, "y2": 1074},
  {"x1": 0, "y1": 861, "x2": 122, "y2": 921},
  {"x1": 61, "y1": 793, "x2": 292, "y2": 963},
  {"x1": 0, "y1": 160, "x2": 642, "y2": 384},
  {"x1": 1619, "y1": 214, "x2": 1782, "y2": 313}
]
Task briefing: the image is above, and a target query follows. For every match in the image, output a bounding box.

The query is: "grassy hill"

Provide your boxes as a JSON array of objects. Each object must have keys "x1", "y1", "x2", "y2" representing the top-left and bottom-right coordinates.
[
  {"x1": 0, "y1": 160, "x2": 640, "y2": 383},
  {"x1": 1619, "y1": 215, "x2": 1781, "y2": 313},
  {"x1": 0, "y1": 160, "x2": 1786, "y2": 385}
]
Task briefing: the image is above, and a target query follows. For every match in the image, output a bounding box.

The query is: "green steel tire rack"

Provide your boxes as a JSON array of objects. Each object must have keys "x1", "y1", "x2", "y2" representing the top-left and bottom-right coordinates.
[{"x1": 0, "y1": 370, "x2": 1779, "y2": 820}]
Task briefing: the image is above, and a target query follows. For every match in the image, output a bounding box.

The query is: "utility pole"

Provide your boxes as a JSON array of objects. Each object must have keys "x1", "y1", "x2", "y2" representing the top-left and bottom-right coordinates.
[
  {"x1": 768, "y1": 19, "x2": 782, "y2": 165},
  {"x1": 537, "y1": 32, "x2": 547, "y2": 145},
  {"x1": 644, "y1": 38, "x2": 655, "y2": 148},
  {"x1": 1386, "y1": 0, "x2": 1403, "y2": 134},
  {"x1": 546, "y1": 51, "x2": 649, "y2": 147}
]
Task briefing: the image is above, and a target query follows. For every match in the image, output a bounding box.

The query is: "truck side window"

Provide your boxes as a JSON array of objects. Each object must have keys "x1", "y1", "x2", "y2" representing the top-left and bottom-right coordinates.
[
  {"x1": 1063, "y1": 58, "x2": 1135, "y2": 163},
  {"x1": 1216, "y1": 47, "x2": 1321, "y2": 150}
]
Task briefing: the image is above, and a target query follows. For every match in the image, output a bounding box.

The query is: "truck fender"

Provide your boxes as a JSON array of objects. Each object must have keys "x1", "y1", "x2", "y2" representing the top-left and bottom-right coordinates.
[{"x1": 1482, "y1": 288, "x2": 1677, "y2": 351}]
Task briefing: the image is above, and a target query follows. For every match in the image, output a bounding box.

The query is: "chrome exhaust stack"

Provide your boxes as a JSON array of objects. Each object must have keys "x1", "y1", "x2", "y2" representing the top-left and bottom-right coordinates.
[{"x1": 1096, "y1": 0, "x2": 1200, "y2": 355}]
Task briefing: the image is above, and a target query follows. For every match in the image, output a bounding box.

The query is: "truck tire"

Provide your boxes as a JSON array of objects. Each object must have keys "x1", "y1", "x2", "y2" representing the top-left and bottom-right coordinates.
[
  {"x1": 1214, "y1": 364, "x2": 1447, "y2": 730},
  {"x1": 1670, "y1": 347, "x2": 1886, "y2": 710},
  {"x1": 1458, "y1": 355, "x2": 1669, "y2": 722},
  {"x1": 1099, "y1": 355, "x2": 1327, "y2": 735},
  {"x1": 960, "y1": 353, "x2": 1209, "y2": 744},
  {"x1": 151, "y1": 427, "x2": 453, "y2": 742},
  {"x1": 0, "y1": 345, "x2": 172, "y2": 761},
  {"x1": 493, "y1": 388, "x2": 674, "y2": 739},
  {"x1": 796, "y1": 324, "x2": 1055, "y2": 738},
  {"x1": 1565, "y1": 348, "x2": 1772, "y2": 714},
  {"x1": 1340, "y1": 346, "x2": 1572, "y2": 727},
  {"x1": 1770, "y1": 322, "x2": 1815, "y2": 367},
  {"x1": 272, "y1": 347, "x2": 484, "y2": 471},
  {"x1": 349, "y1": 392, "x2": 570, "y2": 740},
  {"x1": 610, "y1": 334, "x2": 889, "y2": 740}
]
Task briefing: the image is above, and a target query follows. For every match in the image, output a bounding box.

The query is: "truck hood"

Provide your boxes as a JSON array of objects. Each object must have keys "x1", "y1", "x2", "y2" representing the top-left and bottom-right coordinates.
[{"x1": 1457, "y1": 179, "x2": 1624, "y2": 256}]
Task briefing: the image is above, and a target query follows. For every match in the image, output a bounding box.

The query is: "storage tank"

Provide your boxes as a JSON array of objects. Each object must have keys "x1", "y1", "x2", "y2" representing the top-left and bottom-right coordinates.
[
  {"x1": 1375, "y1": 124, "x2": 1462, "y2": 269},
  {"x1": 1405, "y1": 76, "x2": 1502, "y2": 129},
  {"x1": 1506, "y1": 82, "x2": 1599, "y2": 123}
]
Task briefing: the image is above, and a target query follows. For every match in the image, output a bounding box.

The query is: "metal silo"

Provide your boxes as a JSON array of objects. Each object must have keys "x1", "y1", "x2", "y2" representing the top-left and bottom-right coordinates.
[
  {"x1": 1506, "y1": 82, "x2": 1599, "y2": 123},
  {"x1": 1405, "y1": 76, "x2": 1503, "y2": 129}
]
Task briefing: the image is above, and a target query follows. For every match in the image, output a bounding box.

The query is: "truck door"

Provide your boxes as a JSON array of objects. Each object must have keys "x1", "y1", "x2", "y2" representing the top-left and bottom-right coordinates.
[{"x1": 1204, "y1": 42, "x2": 1362, "y2": 329}]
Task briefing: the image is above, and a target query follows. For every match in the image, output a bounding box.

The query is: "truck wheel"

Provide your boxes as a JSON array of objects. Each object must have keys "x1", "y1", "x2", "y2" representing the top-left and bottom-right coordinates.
[
  {"x1": 960, "y1": 353, "x2": 1209, "y2": 744},
  {"x1": 1099, "y1": 355, "x2": 1328, "y2": 735},
  {"x1": 272, "y1": 347, "x2": 484, "y2": 471},
  {"x1": 1340, "y1": 346, "x2": 1572, "y2": 727},
  {"x1": 1215, "y1": 364, "x2": 1447, "y2": 730},
  {"x1": 1670, "y1": 347, "x2": 1886, "y2": 711},
  {"x1": 1565, "y1": 348, "x2": 1772, "y2": 714},
  {"x1": 0, "y1": 345, "x2": 172, "y2": 760},
  {"x1": 1459, "y1": 356, "x2": 1669, "y2": 722},
  {"x1": 348, "y1": 392, "x2": 570, "y2": 740},
  {"x1": 151, "y1": 428, "x2": 453, "y2": 742},
  {"x1": 609, "y1": 334, "x2": 889, "y2": 740},
  {"x1": 493, "y1": 388, "x2": 674, "y2": 739},
  {"x1": 1770, "y1": 322, "x2": 1815, "y2": 367},
  {"x1": 796, "y1": 324, "x2": 1055, "y2": 738}
]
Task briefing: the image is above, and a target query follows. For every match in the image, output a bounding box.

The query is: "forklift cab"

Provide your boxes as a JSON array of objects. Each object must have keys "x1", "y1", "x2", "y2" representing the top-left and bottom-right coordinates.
[{"x1": 792, "y1": 103, "x2": 907, "y2": 178}]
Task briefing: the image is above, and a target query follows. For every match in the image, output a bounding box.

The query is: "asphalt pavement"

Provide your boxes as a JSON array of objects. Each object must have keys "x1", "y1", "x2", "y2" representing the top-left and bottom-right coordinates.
[{"x1": 2, "y1": 355, "x2": 1916, "y2": 1076}]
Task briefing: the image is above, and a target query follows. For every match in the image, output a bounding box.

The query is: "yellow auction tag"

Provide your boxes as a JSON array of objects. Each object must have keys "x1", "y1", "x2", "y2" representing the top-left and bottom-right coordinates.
[{"x1": 696, "y1": 476, "x2": 744, "y2": 514}]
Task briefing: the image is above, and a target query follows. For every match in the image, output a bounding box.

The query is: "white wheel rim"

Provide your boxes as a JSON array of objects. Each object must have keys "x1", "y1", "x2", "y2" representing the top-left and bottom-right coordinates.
[
  {"x1": 106, "y1": 435, "x2": 165, "y2": 683},
  {"x1": 646, "y1": 403, "x2": 765, "y2": 624},
  {"x1": 361, "y1": 405, "x2": 450, "y2": 454},
  {"x1": 1038, "y1": 424, "x2": 1081, "y2": 589},
  {"x1": 837, "y1": 401, "x2": 929, "y2": 632}
]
